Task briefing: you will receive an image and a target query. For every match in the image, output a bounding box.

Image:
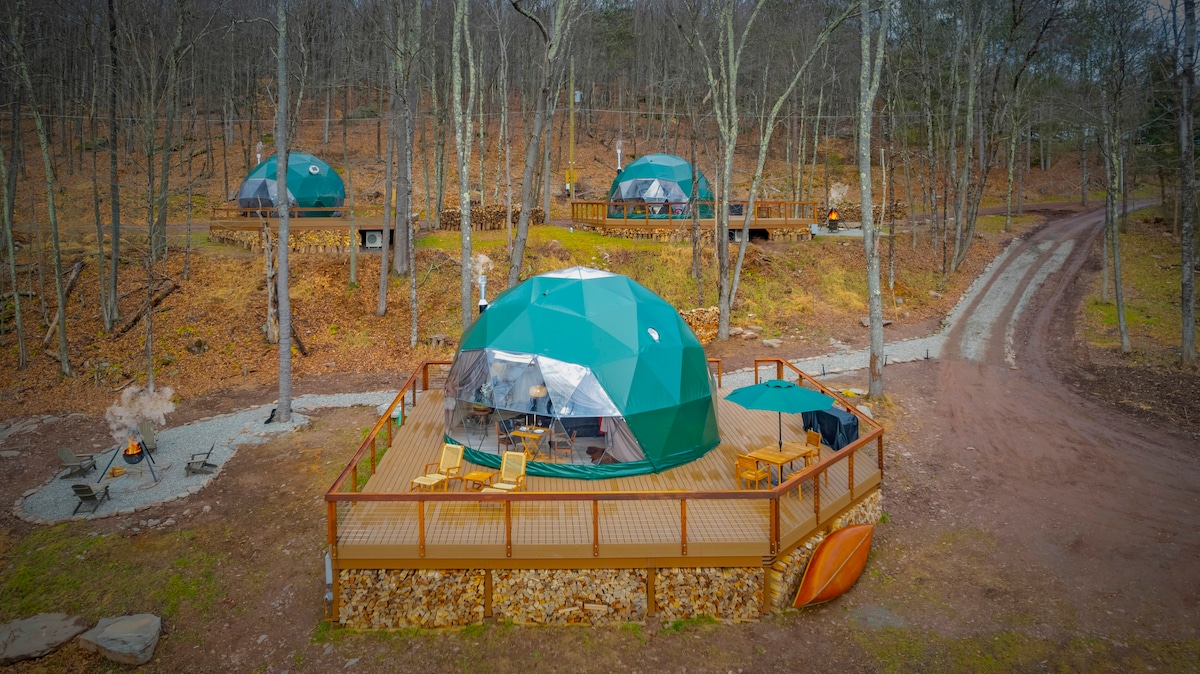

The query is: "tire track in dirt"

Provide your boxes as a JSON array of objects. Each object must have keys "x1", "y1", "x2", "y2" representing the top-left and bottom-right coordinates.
[{"x1": 929, "y1": 203, "x2": 1200, "y2": 634}]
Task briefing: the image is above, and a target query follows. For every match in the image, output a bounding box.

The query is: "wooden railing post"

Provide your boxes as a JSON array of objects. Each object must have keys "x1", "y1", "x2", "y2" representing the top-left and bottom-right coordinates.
[
  {"x1": 327, "y1": 500, "x2": 339, "y2": 622},
  {"x1": 849, "y1": 451, "x2": 855, "y2": 500},
  {"x1": 418, "y1": 500, "x2": 426, "y2": 557},
  {"x1": 877, "y1": 435, "x2": 884, "y2": 475},
  {"x1": 770, "y1": 496, "x2": 779, "y2": 555},
  {"x1": 592, "y1": 500, "x2": 600, "y2": 557},
  {"x1": 370, "y1": 437, "x2": 376, "y2": 475},
  {"x1": 680, "y1": 499, "x2": 688, "y2": 556},
  {"x1": 327, "y1": 500, "x2": 338, "y2": 552},
  {"x1": 422, "y1": 363, "x2": 429, "y2": 394},
  {"x1": 775, "y1": 360, "x2": 783, "y2": 380},
  {"x1": 505, "y1": 501, "x2": 513, "y2": 557},
  {"x1": 813, "y1": 475, "x2": 821, "y2": 523},
  {"x1": 351, "y1": 464, "x2": 359, "y2": 493}
]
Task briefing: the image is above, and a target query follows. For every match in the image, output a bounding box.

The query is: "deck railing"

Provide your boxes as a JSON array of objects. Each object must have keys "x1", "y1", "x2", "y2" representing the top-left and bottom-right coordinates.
[
  {"x1": 325, "y1": 358, "x2": 882, "y2": 571},
  {"x1": 211, "y1": 206, "x2": 383, "y2": 220},
  {"x1": 571, "y1": 200, "x2": 820, "y2": 227}
]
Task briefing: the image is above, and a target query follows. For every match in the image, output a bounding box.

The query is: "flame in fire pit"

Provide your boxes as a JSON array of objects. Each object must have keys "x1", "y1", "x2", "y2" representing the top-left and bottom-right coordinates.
[{"x1": 123, "y1": 436, "x2": 145, "y2": 465}]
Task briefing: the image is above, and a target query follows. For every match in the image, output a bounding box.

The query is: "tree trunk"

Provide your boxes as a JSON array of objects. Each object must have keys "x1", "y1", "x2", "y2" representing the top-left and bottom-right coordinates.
[
  {"x1": 1080, "y1": 129, "x2": 1088, "y2": 206},
  {"x1": 106, "y1": 0, "x2": 121, "y2": 327},
  {"x1": 90, "y1": 113, "x2": 111, "y2": 331},
  {"x1": 264, "y1": 221, "x2": 279, "y2": 343},
  {"x1": 12, "y1": 5, "x2": 72, "y2": 376},
  {"x1": 508, "y1": 0, "x2": 578, "y2": 288},
  {"x1": 859, "y1": 0, "x2": 887, "y2": 398},
  {"x1": 0, "y1": 125, "x2": 26, "y2": 369},
  {"x1": 1181, "y1": 0, "x2": 1197, "y2": 366},
  {"x1": 452, "y1": 0, "x2": 477, "y2": 331},
  {"x1": 343, "y1": 84, "x2": 357, "y2": 285},
  {"x1": 377, "y1": 91, "x2": 395, "y2": 317},
  {"x1": 275, "y1": 0, "x2": 293, "y2": 423},
  {"x1": 1108, "y1": 136, "x2": 1131, "y2": 354}
]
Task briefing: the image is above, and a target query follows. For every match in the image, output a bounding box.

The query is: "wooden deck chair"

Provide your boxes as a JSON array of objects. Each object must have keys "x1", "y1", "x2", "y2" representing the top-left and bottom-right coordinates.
[
  {"x1": 71, "y1": 484, "x2": 110, "y2": 514},
  {"x1": 58, "y1": 447, "x2": 97, "y2": 479},
  {"x1": 550, "y1": 429, "x2": 576, "y2": 463},
  {"x1": 138, "y1": 421, "x2": 158, "y2": 453},
  {"x1": 186, "y1": 443, "x2": 218, "y2": 475},
  {"x1": 481, "y1": 451, "x2": 527, "y2": 492},
  {"x1": 410, "y1": 443, "x2": 465, "y2": 491},
  {"x1": 735, "y1": 455, "x2": 770, "y2": 490},
  {"x1": 805, "y1": 429, "x2": 827, "y2": 485},
  {"x1": 495, "y1": 421, "x2": 517, "y2": 453}
]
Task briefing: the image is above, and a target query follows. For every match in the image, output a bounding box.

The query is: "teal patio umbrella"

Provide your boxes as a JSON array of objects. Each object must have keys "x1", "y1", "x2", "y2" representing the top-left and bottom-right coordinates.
[{"x1": 725, "y1": 379, "x2": 835, "y2": 451}]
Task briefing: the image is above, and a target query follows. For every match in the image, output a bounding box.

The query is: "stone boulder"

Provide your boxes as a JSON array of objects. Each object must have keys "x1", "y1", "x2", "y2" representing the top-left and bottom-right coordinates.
[
  {"x1": 0, "y1": 613, "x2": 88, "y2": 665},
  {"x1": 78, "y1": 614, "x2": 162, "y2": 665}
]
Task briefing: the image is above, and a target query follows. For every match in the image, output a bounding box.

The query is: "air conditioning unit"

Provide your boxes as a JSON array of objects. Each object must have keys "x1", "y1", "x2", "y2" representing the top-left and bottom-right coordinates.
[{"x1": 363, "y1": 230, "x2": 383, "y2": 249}]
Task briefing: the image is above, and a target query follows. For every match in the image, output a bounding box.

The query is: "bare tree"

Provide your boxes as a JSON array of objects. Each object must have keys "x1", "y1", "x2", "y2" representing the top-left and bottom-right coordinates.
[
  {"x1": 858, "y1": 0, "x2": 887, "y2": 397},
  {"x1": 684, "y1": 0, "x2": 764, "y2": 341},
  {"x1": 275, "y1": 0, "x2": 293, "y2": 423},
  {"x1": 10, "y1": 1, "x2": 72, "y2": 375},
  {"x1": 452, "y1": 0, "x2": 479, "y2": 330},
  {"x1": 507, "y1": 0, "x2": 579, "y2": 288},
  {"x1": 105, "y1": 0, "x2": 121, "y2": 328},
  {"x1": 0, "y1": 132, "x2": 26, "y2": 369},
  {"x1": 1181, "y1": 0, "x2": 1197, "y2": 367}
]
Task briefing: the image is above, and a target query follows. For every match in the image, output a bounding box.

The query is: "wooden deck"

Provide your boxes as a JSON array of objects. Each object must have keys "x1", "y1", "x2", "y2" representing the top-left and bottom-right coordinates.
[{"x1": 334, "y1": 387, "x2": 881, "y2": 567}]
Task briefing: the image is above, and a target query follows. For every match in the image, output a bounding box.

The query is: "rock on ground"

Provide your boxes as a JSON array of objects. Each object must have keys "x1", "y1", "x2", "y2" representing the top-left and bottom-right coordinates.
[
  {"x1": 78, "y1": 614, "x2": 162, "y2": 665},
  {"x1": 0, "y1": 613, "x2": 88, "y2": 665}
]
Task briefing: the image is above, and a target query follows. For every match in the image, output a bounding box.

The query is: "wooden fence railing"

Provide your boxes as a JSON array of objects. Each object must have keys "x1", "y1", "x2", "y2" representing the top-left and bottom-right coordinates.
[
  {"x1": 325, "y1": 358, "x2": 882, "y2": 567},
  {"x1": 571, "y1": 200, "x2": 820, "y2": 227}
]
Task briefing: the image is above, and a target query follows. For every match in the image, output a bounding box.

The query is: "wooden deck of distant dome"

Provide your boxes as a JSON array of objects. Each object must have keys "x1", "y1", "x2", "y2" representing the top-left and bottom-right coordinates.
[{"x1": 330, "y1": 371, "x2": 882, "y2": 568}]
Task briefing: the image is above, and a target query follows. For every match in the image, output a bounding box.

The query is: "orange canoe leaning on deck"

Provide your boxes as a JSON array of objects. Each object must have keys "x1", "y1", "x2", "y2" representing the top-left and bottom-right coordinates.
[{"x1": 793, "y1": 523, "x2": 875, "y2": 607}]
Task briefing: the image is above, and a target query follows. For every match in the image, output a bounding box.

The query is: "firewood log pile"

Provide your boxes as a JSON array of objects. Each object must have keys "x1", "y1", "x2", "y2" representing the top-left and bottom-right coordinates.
[
  {"x1": 825, "y1": 201, "x2": 907, "y2": 222},
  {"x1": 679, "y1": 306, "x2": 719, "y2": 344},
  {"x1": 438, "y1": 206, "x2": 545, "y2": 231}
]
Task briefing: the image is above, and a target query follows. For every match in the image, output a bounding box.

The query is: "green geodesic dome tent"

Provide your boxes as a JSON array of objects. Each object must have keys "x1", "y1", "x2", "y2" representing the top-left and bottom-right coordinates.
[
  {"x1": 445, "y1": 267, "x2": 720, "y2": 479},
  {"x1": 237, "y1": 152, "x2": 345, "y2": 212},
  {"x1": 608, "y1": 153, "x2": 713, "y2": 218}
]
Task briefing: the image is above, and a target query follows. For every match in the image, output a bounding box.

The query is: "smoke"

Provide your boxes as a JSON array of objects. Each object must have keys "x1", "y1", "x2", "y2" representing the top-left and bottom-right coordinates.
[
  {"x1": 105, "y1": 386, "x2": 176, "y2": 443},
  {"x1": 471, "y1": 253, "x2": 494, "y2": 282},
  {"x1": 828, "y1": 182, "x2": 849, "y2": 207}
]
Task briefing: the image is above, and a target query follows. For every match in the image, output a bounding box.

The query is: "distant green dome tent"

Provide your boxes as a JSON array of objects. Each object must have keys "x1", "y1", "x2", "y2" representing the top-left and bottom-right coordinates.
[
  {"x1": 445, "y1": 267, "x2": 720, "y2": 479},
  {"x1": 608, "y1": 153, "x2": 714, "y2": 218},
  {"x1": 237, "y1": 152, "x2": 345, "y2": 214}
]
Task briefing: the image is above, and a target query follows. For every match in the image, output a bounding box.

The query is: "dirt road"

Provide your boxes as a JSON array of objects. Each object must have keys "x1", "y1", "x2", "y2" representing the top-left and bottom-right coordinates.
[{"x1": 871, "y1": 203, "x2": 1200, "y2": 642}]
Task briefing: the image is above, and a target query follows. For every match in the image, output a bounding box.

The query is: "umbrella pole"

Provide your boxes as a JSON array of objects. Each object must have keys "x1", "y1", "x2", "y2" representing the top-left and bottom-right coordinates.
[{"x1": 778, "y1": 412, "x2": 783, "y2": 451}]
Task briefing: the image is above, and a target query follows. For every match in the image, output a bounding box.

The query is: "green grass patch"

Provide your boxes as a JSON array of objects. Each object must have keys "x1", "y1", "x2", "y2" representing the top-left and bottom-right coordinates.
[
  {"x1": 1081, "y1": 209, "x2": 1191, "y2": 359},
  {"x1": 974, "y1": 214, "x2": 1039, "y2": 235},
  {"x1": 0, "y1": 525, "x2": 227, "y2": 622},
  {"x1": 855, "y1": 627, "x2": 1200, "y2": 674},
  {"x1": 661, "y1": 614, "x2": 718, "y2": 633}
]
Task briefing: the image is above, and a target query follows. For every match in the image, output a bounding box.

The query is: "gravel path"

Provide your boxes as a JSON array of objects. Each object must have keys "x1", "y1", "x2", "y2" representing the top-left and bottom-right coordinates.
[
  {"x1": 720, "y1": 236, "x2": 1021, "y2": 390},
  {"x1": 17, "y1": 391, "x2": 398, "y2": 524}
]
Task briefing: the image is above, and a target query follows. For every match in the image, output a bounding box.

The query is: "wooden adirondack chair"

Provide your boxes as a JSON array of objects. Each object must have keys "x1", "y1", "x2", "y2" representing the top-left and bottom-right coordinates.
[
  {"x1": 72, "y1": 484, "x2": 110, "y2": 514},
  {"x1": 186, "y1": 443, "x2": 218, "y2": 476},
  {"x1": 58, "y1": 447, "x2": 97, "y2": 479},
  {"x1": 138, "y1": 422, "x2": 158, "y2": 453}
]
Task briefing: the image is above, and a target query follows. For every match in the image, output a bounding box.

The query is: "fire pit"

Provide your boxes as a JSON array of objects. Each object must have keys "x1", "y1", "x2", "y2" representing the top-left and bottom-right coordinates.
[
  {"x1": 98, "y1": 432, "x2": 158, "y2": 483},
  {"x1": 123, "y1": 437, "x2": 146, "y2": 465}
]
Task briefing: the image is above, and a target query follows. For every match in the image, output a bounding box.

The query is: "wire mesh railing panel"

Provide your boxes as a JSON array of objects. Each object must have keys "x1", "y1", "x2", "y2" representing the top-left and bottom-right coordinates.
[
  {"x1": 337, "y1": 502, "x2": 420, "y2": 548},
  {"x1": 510, "y1": 500, "x2": 592, "y2": 549}
]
